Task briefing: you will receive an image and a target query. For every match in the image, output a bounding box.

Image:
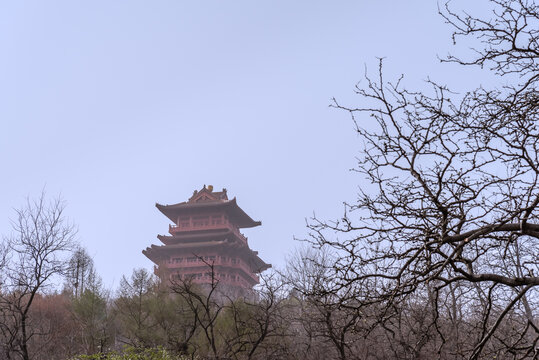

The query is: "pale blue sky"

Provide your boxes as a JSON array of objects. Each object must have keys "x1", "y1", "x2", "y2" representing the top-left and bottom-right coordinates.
[{"x1": 0, "y1": 1, "x2": 492, "y2": 289}]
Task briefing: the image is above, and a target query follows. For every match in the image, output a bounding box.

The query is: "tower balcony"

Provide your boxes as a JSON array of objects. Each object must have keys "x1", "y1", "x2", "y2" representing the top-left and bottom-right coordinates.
[
  {"x1": 163, "y1": 257, "x2": 259, "y2": 283},
  {"x1": 169, "y1": 222, "x2": 248, "y2": 243}
]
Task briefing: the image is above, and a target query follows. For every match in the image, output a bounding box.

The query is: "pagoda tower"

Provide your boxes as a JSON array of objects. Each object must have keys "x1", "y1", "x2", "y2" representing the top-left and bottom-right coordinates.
[{"x1": 143, "y1": 185, "x2": 271, "y2": 289}]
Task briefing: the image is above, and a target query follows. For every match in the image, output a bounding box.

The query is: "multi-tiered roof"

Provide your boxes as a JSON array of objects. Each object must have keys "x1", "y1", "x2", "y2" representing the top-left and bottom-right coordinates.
[{"x1": 143, "y1": 185, "x2": 271, "y2": 289}]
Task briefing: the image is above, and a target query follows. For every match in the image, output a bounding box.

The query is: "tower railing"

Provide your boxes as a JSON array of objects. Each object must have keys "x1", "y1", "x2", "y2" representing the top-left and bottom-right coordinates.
[
  {"x1": 169, "y1": 222, "x2": 248, "y2": 243},
  {"x1": 166, "y1": 257, "x2": 259, "y2": 282}
]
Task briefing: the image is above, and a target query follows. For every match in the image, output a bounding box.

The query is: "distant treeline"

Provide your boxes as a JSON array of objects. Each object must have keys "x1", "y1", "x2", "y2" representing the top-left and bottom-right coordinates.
[{"x1": 1, "y1": 238, "x2": 535, "y2": 360}]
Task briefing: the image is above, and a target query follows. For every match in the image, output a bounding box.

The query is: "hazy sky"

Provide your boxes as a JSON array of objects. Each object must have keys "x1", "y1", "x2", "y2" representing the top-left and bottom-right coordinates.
[{"x1": 0, "y1": 1, "x2": 493, "y2": 289}]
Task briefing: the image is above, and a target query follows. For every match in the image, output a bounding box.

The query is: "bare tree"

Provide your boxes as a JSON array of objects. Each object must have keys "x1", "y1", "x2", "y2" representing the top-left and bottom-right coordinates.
[
  {"x1": 308, "y1": 0, "x2": 538, "y2": 358},
  {"x1": 224, "y1": 272, "x2": 289, "y2": 360},
  {"x1": 70, "y1": 268, "x2": 113, "y2": 355},
  {"x1": 168, "y1": 258, "x2": 289, "y2": 360},
  {"x1": 0, "y1": 193, "x2": 76, "y2": 360},
  {"x1": 285, "y1": 247, "x2": 368, "y2": 360},
  {"x1": 115, "y1": 268, "x2": 157, "y2": 347},
  {"x1": 169, "y1": 259, "x2": 224, "y2": 359},
  {"x1": 65, "y1": 246, "x2": 94, "y2": 298}
]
